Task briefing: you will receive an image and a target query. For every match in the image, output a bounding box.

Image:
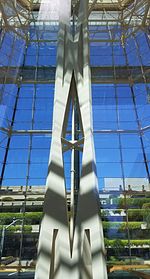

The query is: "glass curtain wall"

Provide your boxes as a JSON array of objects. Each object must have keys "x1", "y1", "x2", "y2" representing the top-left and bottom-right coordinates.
[{"x1": 0, "y1": 2, "x2": 150, "y2": 272}]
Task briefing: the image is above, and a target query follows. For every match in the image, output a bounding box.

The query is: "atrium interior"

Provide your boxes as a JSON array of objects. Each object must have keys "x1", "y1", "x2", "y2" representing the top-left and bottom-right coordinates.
[{"x1": 0, "y1": 0, "x2": 150, "y2": 278}]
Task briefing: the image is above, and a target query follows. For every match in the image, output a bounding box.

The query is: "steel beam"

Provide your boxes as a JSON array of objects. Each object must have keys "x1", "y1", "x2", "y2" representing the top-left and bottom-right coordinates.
[
  {"x1": 0, "y1": 128, "x2": 148, "y2": 135},
  {"x1": 0, "y1": 66, "x2": 150, "y2": 84}
]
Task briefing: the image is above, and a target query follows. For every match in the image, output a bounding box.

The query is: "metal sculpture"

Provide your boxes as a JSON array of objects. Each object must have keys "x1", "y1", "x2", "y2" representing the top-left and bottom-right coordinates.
[{"x1": 35, "y1": 1, "x2": 107, "y2": 278}]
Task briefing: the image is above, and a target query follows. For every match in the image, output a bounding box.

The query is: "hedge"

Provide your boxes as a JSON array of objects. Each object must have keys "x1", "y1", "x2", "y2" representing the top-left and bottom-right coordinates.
[
  {"x1": 0, "y1": 225, "x2": 32, "y2": 232},
  {"x1": 103, "y1": 221, "x2": 144, "y2": 230},
  {"x1": 111, "y1": 198, "x2": 150, "y2": 208},
  {"x1": 0, "y1": 205, "x2": 43, "y2": 213},
  {"x1": 101, "y1": 209, "x2": 150, "y2": 221},
  {"x1": 0, "y1": 211, "x2": 149, "y2": 225},
  {"x1": 104, "y1": 238, "x2": 150, "y2": 247},
  {"x1": 128, "y1": 209, "x2": 150, "y2": 221},
  {"x1": 0, "y1": 212, "x2": 43, "y2": 225},
  {"x1": 142, "y1": 203, "x2": 150, "y2": 209},
  {"x1": 1, "y1": 197, "x2": 14, "y2": 201}
]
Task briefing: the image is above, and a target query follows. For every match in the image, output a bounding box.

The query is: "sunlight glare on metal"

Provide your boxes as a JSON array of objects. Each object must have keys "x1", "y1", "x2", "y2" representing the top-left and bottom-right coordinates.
[{"x1": 38, "y1": 0, "x2": 71, "y2": 23}]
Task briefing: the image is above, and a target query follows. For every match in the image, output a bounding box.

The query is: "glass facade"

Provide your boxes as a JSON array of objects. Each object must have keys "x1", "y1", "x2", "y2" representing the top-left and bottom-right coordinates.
[{"x1": 0, "y1": 0, "x2": 150, "y2": 277}]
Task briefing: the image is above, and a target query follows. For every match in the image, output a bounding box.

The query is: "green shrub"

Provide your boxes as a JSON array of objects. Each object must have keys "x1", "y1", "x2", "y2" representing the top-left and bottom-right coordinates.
[
  {"x1": 109, "y1": 256, "x2": 117, "y2": 261},
  {"x1": 103, "y1": 221, "x2": 143, "y2": 231},
  {"x1": 0, "y1": 213, "x2": 22, "y2": 225},
  {"x1": 142, "y1": 203, "x2": 150, "y2": 209},
  {"x1": 104, "y1": 238, "x2": 150, "y2": 247},
  {"x1": 112, "y1": 198, "x2": 150, "y2": 208},
  {"x1": 0, "y1": 205, "x2": 43, "y2": 213},
  {"x1": 36, "y1": 197, "x2": 44, "y2": 201},
  {"x1": 24, "y1": 212, "x2": 43, "y2": 224},
  {"x1": 131, "y1": 239, "x2": 150, "y2": 246},
  {"x1": 127, "y1": 209, "x2": 139, "y2": 221},
  {"x1": 0, "y1": 225, "x2": 32, "y2": 232},
  {"x1": 128, "y1": 209, "x2": 150, "y2": 221},
  {"x1": 2, "y1": 197, "x2": 14, "y2": 201},
  {"x1": 0, "y1": 212, "x2": 43, "y2": 225},
  {"x1": 145, "y1": 212, "x2": 150, "y2": 228}
]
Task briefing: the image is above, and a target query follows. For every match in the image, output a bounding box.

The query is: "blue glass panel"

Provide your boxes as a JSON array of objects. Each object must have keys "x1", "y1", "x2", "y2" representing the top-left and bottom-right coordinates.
[
  {"x1": 93, "y1": 109, "x2": 117, "y2": 121},
  {"x1": 10, "y1": 136, "x2": 29, "y2": 149},
  {"x1": 117, "y1": 85, "x2": 131, "y2": 98},
  {"x1": 7, "y1": 149, "x2": 28, "y2": 163},
  {"x1": 120, "y1": 135, "x2": 141, "y2": 148},
  {"x1": 96, "y1": 149, "x2": 120, "y2": 162},
  {"x1": 97, "y1": 162, "x2": 122, "y2": 177},
  {"x1": 4, "y1": 163, "x2": 27, "y2": 178},
  {"x1": 118, "y1": 109, "x2": 136, "y2": 121},
  {"x1": 30, "y1": 149, "x2": 49, "y2": 163},
  {"x1": 123, "y1": 162, "x2": 147, "y2": 177},
  {"x1": 29, "y1": 163, "x2": 48, "y2": 178},
  {"x1": 122, "y1": 149, "x2": 144, "y2": 162},
  {"x1": 94, "y1": 134, "x2": 119, "y2": 148}
]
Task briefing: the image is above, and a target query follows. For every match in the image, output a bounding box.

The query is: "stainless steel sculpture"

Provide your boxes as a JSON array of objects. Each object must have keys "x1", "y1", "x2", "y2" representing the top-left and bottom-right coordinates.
[{"x1": 35, "y1": 1, "x2": 107, "y2": 278}]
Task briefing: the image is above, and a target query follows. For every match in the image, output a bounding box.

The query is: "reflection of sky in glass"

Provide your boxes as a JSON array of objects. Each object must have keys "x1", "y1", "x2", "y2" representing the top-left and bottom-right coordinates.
[
  {"x1": 0, "y1": 26, "x2": 150, "y2": 190},
  {"x1": 38, "y1": 0, "x2": 71, "y2": 23}
]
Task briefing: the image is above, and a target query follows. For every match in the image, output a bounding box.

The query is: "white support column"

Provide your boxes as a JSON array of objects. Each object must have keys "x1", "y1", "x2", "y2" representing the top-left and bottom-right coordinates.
[{"x1": 35, "y1": 1, "x2": 107, "y2": 279}]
